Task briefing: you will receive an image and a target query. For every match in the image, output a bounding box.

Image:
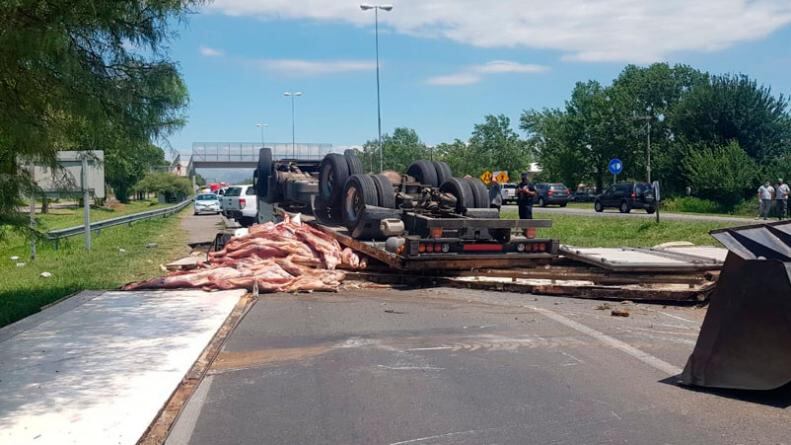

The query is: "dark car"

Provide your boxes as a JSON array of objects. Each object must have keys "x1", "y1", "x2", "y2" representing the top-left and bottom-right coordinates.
[
  {"x1": 534, "y1": 183, "x2": 571, "y2": 207},
  {"x1": 594, "y1": 182, "x2": 656, "y2": 213}
]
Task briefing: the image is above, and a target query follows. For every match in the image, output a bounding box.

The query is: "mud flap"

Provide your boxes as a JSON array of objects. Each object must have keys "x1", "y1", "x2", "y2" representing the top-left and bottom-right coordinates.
[{"x1": 681, "y1": 221, "x2": 791, "y2": 390}]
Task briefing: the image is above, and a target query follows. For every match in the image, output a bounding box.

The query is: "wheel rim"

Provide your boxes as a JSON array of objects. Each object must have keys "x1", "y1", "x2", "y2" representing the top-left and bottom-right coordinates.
[
  {"x1": 321, "y1": 163, "x2": 334, "y2": 199},
  {"x1": 344, "y1": 185, "x2": 364, "y2": 223}
]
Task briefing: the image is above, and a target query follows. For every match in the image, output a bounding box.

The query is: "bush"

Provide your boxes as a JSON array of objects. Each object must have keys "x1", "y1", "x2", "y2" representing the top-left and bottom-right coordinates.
[
  {"x1": 132, "y1": 172, "x2": 192, "y2": 203},
  {"x1": 662, "y1": 197, "x2": 720, "y2": 214},
  {"x1": 682, "y1": 140, "x2": 758, "y2": 207}
]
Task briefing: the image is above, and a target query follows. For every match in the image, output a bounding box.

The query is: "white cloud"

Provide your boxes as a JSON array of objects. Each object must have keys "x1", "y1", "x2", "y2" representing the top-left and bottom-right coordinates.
[
  {"x1": 427, "y1": 61, "x2": 549, "y2": 86},
  {"x1": 207, "y1": 0, "x2": 791, "y2": 62},
  {"x1": 255, "y1": 59, "x2": 375, "y2": 76},
  {"x1": 199, "y1": 46, "x2": 224, "y2": 57}
]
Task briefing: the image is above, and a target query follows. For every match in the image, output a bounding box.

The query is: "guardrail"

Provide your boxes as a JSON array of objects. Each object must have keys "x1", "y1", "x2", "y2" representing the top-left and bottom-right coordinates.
[{"x1": 46, "y1": 198, "x2": 193, "y2": 248}]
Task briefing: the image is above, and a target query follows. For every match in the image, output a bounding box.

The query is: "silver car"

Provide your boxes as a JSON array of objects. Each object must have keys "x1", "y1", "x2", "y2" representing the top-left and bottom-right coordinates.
[{"x1": 193, "y1": 193, "x2": 221, "y2": 215}]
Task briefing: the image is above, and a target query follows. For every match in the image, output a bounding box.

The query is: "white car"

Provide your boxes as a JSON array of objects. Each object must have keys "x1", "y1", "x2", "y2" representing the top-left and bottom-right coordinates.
[
  {"x1": 501, "y1": 183, "x2": 517, "y2": 204},
  {"x1": 194, "y1": 193, "x2": 221, "y2": 215},
  {"x1": 222, "y1": 185, "x2": 258, "y2": 227}
]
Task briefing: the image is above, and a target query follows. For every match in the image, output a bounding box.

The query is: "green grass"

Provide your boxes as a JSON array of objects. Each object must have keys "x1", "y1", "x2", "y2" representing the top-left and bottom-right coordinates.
[
  {"x1": 502, "y1": 210, "x2": 736, "y2": 247},
  {"x1": 0, "y1": 209, "x2": 189, "y2": 327},
  {"x1": 34, "y1": 199, "x2": 169, "y2": 230}
]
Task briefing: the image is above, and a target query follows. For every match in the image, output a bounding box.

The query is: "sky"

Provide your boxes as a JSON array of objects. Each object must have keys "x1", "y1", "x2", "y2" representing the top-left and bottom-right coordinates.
[{"x1": 165, "y1": 0, "x2": 791, "y2": 156}]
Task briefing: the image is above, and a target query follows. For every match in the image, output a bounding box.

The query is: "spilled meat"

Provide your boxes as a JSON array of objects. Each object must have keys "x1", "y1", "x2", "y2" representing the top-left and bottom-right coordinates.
[{"x1": 124, "y1": 215, "x2": 363, "y2": 292}]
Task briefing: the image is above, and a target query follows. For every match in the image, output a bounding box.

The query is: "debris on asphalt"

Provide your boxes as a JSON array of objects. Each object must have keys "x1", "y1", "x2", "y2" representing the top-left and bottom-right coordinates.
[
  {"x1": 384, "y1": 309, "x2": 406, "y2": 314},
  {"x1": 621, "y1": 300, "x2": 634, "y2": 305},
  {"x1": 40, "y1": 272, "x2": 52, "y2": 278},
  {"x1": 124, "y1": 214, "x2": 363, "y2": 293},
  {"x1": 595, "y1": 303, "x2": 613, "y2": 311},
  {"x1": 611, "y1": 308, "x2": 630, "y2": 317}
]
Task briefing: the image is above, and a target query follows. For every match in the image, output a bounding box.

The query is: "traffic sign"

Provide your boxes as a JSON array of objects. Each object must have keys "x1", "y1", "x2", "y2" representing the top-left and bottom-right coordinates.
[
  {"x1": 493, "y1": 170, "x2": 509, "y2": 183},
  {"x1": 480, "y1": 170, "x2": 493, "y2": 185},
  {"x1": 608, "y1": 158, "x2": 623, "y2": 175}
]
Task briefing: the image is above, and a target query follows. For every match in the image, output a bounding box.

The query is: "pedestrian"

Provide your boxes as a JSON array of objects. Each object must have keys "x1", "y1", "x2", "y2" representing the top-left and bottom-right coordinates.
[
  {"x1": 516, "y1": 173, "x2": 537, "y2": 219},
  {"x1": 489, "y1": 179, "x2": 503, "y2": 211},
  {"x1": 757, "y1": 180, "x2": 775, "y2": 220},
  {"x1": 776, "y1": 178, "x2": 790, "y2": 220}
]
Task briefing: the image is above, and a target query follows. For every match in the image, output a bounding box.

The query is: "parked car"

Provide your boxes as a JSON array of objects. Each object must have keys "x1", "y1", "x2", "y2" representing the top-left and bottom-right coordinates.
[
  {"x1": 500, "y1": 183, "x2": 517, "y2": 204},
  {"x1": 573, "y1": 187, "x2": 597, "y2": 202},
  {"x1": 193, "y1": 193, "x2": 221, "y2": 215},
  {"x1": 594, "y1": 182, "x2": 656, "y2": 213},
  {"x1": 222, "y1": 185, "x2": 259, "y2": 226},
  {"x1": 534, "y1": 183, "x2": 571, "y2": 207}
]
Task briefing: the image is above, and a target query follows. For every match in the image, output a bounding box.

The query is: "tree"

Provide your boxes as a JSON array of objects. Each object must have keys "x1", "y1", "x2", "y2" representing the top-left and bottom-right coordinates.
[
  {"x1": 363, "y1": 128, "x2": 429, "y2": 173},
  {"x1": 682, "y1": 141, "x2": 758, "y2": 207},
  {"x1": 672, "y1": 74, "x2": 791, "y2": 161},
  {"x1": 106, "y1": 143, "x2": 168, "y2": 203},
  {"x1": 468, "y1": 114, "x2": 530, "y2": 178},
  {"x1": 521, "y1": 109, "x2": 586, "y2": 188},
  {"x1": 435, "y1": 139, "x2": 477, "y2": 176},
  {"x1": 133, "y1": 172, "x2": 192, "y2": 203},
  {"x1": 0, "y1": 1, "x2": 195, "y2": 231}
]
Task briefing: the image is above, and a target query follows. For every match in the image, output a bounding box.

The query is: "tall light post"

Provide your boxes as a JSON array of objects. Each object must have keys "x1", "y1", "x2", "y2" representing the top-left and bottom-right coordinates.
[
  {"x1": 256, "y1": 122, "x2": 268, "y2": 147},
  {"x1": 635, "y1": 107, "x2": 653, "y2": 183},
  {"x1": 361, "y1": 3, "x2": 392, "y2": 173},
  {"x1": 283, "y1": 91, "x2": 302, "y2": 158}
]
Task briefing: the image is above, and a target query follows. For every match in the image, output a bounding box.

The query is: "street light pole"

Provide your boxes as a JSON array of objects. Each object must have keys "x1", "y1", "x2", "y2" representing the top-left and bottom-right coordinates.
[
  {"x1": 635, "y1": 108, "x2": 653, "y2": 183},
  {"x1": 361, "y1": 4, "x2": 393, "y2": 173},
  {"x1": 256, "y1": 122, "x2": 268, "y2": 148},
  {"x1": 283, "y1": 92, "x2": 302, "y2": 158}
]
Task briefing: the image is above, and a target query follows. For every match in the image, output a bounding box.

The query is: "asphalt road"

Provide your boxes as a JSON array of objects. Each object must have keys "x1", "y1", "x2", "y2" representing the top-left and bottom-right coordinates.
[
  {"x1": 180, "y1": 211, "x2": 224, "y2": 245},
  {"x1": 168, "y1": 288, "x2": 791, "y2": 445},
  {"x1": 502, "y1": 204, "x2": 758, "y2": 224}
]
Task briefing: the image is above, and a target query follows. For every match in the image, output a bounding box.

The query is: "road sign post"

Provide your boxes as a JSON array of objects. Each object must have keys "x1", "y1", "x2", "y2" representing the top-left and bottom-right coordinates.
[
  {"x1": 653, "y1": 180, "x2": 661, "y2": 223},
  {"x1": 608, "y1": 158, "x2": 623, "y2": 185}
]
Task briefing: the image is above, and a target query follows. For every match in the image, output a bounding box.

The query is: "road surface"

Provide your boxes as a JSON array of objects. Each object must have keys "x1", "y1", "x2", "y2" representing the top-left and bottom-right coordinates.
[
  {"x1": 502, "y1": 204, "x2": 758, "y2": 224},
  {"x1": 180, "y1": 211, "x2": 224, "y2": 244},
  {"x1": 167, "y1": 288, "x2": 791, "y2": 445}
]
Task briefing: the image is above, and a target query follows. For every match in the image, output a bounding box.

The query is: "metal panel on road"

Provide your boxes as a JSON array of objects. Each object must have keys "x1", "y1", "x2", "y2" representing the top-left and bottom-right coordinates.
[{"x1": 560, "y1": 245, "x2": 725, "y2": 272}]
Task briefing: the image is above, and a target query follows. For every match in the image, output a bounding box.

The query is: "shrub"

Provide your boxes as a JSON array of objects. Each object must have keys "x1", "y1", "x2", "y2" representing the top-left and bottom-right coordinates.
[
  {"x1": 682, "y1": 140, "x2": 757, "y2": 207},
  {"x1": 132, "y1": 172, "x2": 192, "y2": 203},
  {"x1": 662, "y1": 197, "x2": 720, "y2": 214}
]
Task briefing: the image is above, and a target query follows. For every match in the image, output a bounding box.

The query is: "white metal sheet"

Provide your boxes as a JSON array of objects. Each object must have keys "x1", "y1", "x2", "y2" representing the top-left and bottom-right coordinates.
[{"x1": 0, "y1": 289, "x2": 243, "y2": 445}]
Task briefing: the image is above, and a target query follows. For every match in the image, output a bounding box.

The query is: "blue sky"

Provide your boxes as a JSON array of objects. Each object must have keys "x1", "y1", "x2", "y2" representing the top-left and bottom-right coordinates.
[{"x1": 166, "y1": 1, "x2": 791, "y2": 154}]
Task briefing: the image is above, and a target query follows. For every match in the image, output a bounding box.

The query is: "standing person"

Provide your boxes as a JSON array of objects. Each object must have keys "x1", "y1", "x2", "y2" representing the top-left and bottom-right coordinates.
[
  {"x1": 489, "y1": 179, "x2": 503, "y2": 211},
  {"x1": 757, "y1": 180, "x2": 775, "y2": 220},
  {"x1": 516, "y1": 173, "x2": 536, "y2": 219},
  {"x1": 776, "y1": 178, "x2": 790, "y2": 220}
]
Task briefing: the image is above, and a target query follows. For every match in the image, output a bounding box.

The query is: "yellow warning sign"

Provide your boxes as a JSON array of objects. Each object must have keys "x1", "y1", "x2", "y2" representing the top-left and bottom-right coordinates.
[
  {"x1": 493, "y1": 170, "x2": 510, "y2": 183},
  {"x1": 480, "y1": 170, "x2": 493, "y2": 185}
]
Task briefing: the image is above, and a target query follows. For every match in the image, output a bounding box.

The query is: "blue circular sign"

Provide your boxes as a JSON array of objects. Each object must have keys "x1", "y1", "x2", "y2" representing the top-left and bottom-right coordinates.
[{"x1": 608, "y1": 158, "x2": 623, "y2": 175}]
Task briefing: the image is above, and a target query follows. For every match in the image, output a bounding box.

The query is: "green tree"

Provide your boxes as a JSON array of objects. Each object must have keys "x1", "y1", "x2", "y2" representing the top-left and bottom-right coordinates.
[
  {"x1": 468, "y1": 114, "x2": 530, "y2": 178},
  {"x1": 435, "y1": 139, "x2": 477, "y2": 176},
  {"x1": 133, "y1": 172, "x2": 192, "y2": 203},
  {"x1": 682, "y1": 141, "x2": 758, "y2": 207},
  {"x1": 521, "y1": 109, "x2": 586, "y2": 187},
  {"x1": 106, "y1": 143, "x2": 168, "y2": 203},
  {"x1": 363, "y1": 128, "x2": 429, "y2": 173},
  {"x1": 0, "y1": 0, "x2": 195, "y2": 230},
  {"x1": 672, "y1": 74, "x2": 791, "y2": 161}
]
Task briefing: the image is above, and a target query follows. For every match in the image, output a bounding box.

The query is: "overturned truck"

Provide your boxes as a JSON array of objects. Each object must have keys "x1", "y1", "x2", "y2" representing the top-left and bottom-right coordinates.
[{"x1": 255, "y1": 149, "x2": 557, "y2": 269}]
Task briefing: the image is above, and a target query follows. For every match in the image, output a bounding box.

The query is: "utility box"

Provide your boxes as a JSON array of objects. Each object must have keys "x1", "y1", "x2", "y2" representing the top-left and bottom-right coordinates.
[{"x1": 30, "y1": 151, "x2": 105, "y2": 198}]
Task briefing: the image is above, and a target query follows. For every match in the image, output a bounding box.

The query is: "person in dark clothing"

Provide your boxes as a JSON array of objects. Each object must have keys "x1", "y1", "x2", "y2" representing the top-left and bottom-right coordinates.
[{"x1": 516, "y1": 173, "x2": 536, "y2": 219}]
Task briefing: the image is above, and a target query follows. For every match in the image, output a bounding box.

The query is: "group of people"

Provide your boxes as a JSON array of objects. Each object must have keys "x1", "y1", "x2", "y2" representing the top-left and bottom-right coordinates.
[{"x1": 757, "y1": 179, "x2": 790, "y2": 220}]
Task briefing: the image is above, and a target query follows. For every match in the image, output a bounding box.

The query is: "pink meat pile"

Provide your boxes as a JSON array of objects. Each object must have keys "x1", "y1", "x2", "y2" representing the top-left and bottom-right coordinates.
[{"x1": 124, "y1": 215, "x2": 363, "y2": 293}]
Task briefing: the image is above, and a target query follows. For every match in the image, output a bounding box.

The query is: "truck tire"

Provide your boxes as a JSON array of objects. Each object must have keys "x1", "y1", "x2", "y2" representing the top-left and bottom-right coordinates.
[
  {"x1": 407, "y1": 160, "x2": 439, "y2": 187},
  {"x1": 343, "y1": 174, "x2": 379, "y2": 230},
  {"x1": 345, "y1": 150, "x2": 364, "y2": 175},
  {"x1": 257, "y1": 148, "x2": 272, "y2": 198},
  {"x1": 440, "y1": 177, "x2": 473, "y2": 213},
  {"x1": 432, "y1": 161, "x2": 453, "y2": 186},
  {"x1": 265, "y1": 175, "x2": 281, "y2": 203},
  {"x1": 371, "y1": 174, "x2": 396, "y2": 209},
  {"x1": 464, "y1": 177, "x2": 490, "y2": 209},
  {"x1": 313, "y1": 195, "x2": 342, "y2": 224},
  {"x1": 319, "y1": 153, "x2": 350, "y2": 207}
]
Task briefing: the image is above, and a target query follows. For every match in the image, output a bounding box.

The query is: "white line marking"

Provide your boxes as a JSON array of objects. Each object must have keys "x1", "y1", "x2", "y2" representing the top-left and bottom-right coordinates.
[
  {"x1": 407, "y1": 346, "x2": 454, "y2": 351},
  {"x1": 377, "y1": 365, "x2": 445, "y2": 371},
  {"x1": 389, "y1": 428, "x2": 500, "y2": 445},
  {"x1": 659, "y1": 311, "x2": 695, "y2": 323},
  {"x1": 527, "y1": 306, "x2": 683, "y2": 376}
]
